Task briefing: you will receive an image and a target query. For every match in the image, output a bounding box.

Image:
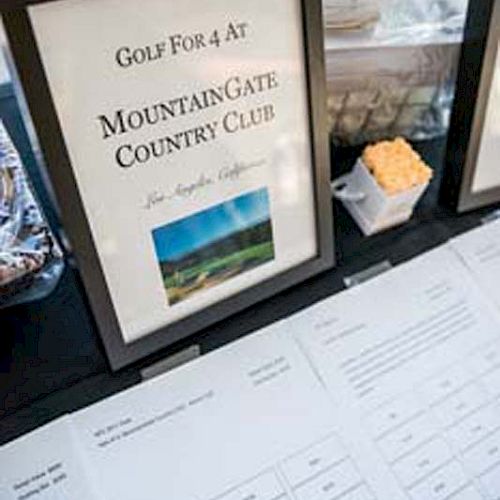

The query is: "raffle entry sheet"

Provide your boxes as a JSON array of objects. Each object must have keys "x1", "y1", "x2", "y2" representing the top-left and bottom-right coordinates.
[
  {"x1": 295, "y1": 248, "x2": 500, "y2": 500},
  {"x1": 0, "y1": 419, "x2": 102, "y2": 500},
  {"x1": 68, "y1": 323, "x2": 395, "y2": 500},
  {"x1": 4, "y1": 242, "x2": 500, "y2": 499}
]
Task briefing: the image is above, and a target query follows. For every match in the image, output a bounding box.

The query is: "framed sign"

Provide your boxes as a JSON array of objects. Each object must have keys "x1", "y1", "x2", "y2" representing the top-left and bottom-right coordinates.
[
  {"x1": 1, "y1": 0, "x2": 333, "y2": 369},
  {"x1": 441, "y1": 0, "x2": 500, "y2": 212}
]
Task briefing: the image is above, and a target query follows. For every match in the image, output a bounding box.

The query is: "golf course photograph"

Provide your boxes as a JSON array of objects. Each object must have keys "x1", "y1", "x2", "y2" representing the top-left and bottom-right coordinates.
[{"x1": 152, "y1": 188, "x2": 275, "y2": 306}]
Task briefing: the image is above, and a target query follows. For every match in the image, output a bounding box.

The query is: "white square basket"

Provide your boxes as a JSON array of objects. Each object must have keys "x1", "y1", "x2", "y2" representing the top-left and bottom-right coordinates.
[{"x1": 332, "y1": 159, "x2": 429, "y2": 236}]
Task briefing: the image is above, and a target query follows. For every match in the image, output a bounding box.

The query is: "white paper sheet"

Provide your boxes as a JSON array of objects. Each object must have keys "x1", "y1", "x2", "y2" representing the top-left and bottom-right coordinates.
[
  {"x1": 0, "y1": 418, "x2": 102, "y2": 500},
  {"x1": 449, "y1": 221, "x2": 500, "y2": 312},
  {"x1": 294, "y1": 247, "x2": 500, "y2": 500},
  {"x1": 69, "y1": 322, "x2": 400, "y2": 500}
]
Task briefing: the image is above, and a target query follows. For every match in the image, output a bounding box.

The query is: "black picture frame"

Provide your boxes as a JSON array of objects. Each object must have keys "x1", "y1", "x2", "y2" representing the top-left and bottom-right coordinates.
[
  {"x1": 441, "y1": 0, "x2": 500, "y2": 212},
  {"x1": 1, "y1": 0, "x2": 334, "y2": 370}
]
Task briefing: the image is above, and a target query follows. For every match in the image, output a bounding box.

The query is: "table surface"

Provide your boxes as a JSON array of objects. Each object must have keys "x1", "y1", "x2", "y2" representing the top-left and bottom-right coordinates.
[{"x1": 0, "y1": 87, "x2": 497, "y2": 446}]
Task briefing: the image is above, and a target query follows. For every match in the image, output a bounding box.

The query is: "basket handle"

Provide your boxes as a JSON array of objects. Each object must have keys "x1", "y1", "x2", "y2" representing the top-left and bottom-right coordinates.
[{"x1": 331, "y1": 178, "x2": 366, "y2": 202}]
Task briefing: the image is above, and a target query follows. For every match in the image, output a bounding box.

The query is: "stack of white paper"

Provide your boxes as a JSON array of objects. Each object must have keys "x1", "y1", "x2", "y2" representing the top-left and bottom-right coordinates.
[{"x1": 3, "y1": 223, "x2": 500, "y2": 500}]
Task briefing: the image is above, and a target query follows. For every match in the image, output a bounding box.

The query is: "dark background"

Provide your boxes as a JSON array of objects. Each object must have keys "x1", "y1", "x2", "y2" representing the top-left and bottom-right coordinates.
[{"x1": 0, "y1": 82, "x2": 497, "y2": 446}]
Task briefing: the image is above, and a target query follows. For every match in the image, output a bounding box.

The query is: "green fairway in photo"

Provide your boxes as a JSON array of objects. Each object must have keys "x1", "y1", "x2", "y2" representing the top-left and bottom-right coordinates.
[{"x1": 152, "y1": 188, "x2": 275, "y2": 306}]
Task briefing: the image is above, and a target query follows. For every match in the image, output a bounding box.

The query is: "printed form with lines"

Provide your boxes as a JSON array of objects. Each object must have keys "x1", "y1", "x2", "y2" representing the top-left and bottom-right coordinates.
[{"x1": 294, "y1": 245, "x2": 500, "y2": 500}]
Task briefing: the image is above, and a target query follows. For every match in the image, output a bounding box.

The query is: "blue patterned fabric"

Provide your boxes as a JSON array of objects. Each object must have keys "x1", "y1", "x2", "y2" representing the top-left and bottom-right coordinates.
[{"x1": 0, "y1": 120, "x2": 62, "y2": 290}]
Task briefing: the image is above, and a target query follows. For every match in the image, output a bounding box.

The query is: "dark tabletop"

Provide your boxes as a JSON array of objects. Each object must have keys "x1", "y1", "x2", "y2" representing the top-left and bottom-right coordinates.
[{"x1": 0, "y1": 85, "x2": 497, "y2": 446}]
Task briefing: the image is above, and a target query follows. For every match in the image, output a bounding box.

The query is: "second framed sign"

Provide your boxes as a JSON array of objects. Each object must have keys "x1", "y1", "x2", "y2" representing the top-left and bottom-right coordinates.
[
  {"x1": 2, "y1": 0, "x2": 333, "y2": 369},
  {"x1": 441, "y1": 0, "x2": 500, "y2": 212}
]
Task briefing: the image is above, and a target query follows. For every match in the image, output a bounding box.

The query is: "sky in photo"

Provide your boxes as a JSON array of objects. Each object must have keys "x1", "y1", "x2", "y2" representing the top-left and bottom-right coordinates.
[{"x1": 153, "y1": 188, "x2": 271, "y2": 262}]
